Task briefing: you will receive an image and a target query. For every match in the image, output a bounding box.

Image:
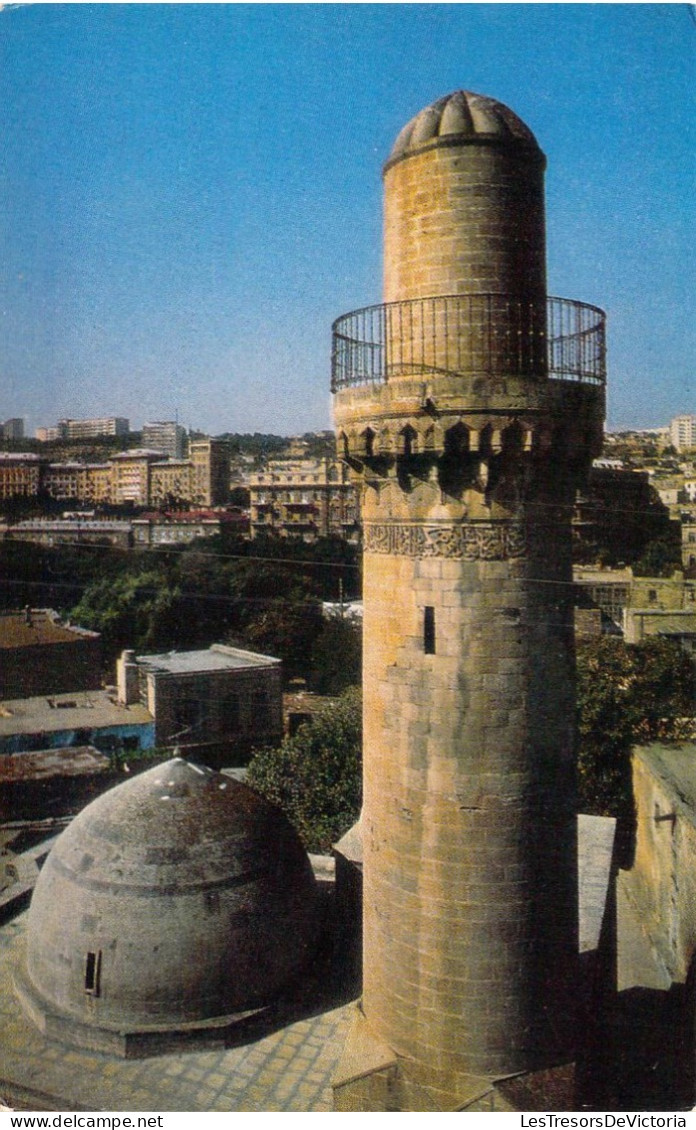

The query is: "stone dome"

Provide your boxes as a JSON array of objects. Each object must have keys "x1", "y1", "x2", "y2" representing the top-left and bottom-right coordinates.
[
  {"x1": 386, "y1": 90, "x2": 540, "y2": 166},
  {"x1": 20, "y1": 758, "x2": 318, "y2": 1051}
]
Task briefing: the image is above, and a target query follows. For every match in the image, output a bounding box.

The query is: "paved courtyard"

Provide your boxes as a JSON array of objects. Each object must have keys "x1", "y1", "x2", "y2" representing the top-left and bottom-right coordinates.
[{"x1": 0, "y1": 913, "x2": 356, "y2": 1112}]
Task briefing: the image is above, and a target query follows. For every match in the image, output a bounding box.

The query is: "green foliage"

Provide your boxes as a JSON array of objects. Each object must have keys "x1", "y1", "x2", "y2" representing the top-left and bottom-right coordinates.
[
  {"x1": 57, "y1": 533, "x2": 359, "y2": 679},
  {"x1": 70, "y1": 566, "x2": 182, "y2": 657},
  {"x1": 310, "y1": 616, "x2": 362, "y2": 695},
  {"x1": 577, "y1": 636, "x2": 695, "y2": 817},
  {"x1": 632, "y1": 537, "x2": 683, "y2": 578},
  {"x1": 247, "y1": 687, "x2": 362, "y2": 853}
]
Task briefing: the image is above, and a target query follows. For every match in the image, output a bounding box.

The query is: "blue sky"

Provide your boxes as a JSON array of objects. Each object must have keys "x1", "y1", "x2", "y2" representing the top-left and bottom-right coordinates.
[{"x1": 1, "y1": 4, "x2": 694, "y2": 436}]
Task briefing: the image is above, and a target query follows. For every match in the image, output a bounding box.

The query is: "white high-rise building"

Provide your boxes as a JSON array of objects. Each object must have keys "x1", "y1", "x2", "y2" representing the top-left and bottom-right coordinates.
[{"x1": 670, "y1": 414, "x2": 696, "y2": 452}]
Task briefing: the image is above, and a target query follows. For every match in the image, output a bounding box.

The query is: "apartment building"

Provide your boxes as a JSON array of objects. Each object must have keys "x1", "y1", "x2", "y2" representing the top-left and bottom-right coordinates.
[
  {"x1": 189, "y1": 439, "x2": 230, "y2": 507},
  {"x1": 0, "y1": 452, "x2": 44, "y2": 499},
  {"x1": 1, "y1": 442, "x2": 229, "y2": 511},
  {"x1": 43, "y1": 463, "x2": 83, "y2": 500},
  {"x1": 142, "y1": 421, "x2": 187, "y2": 460},
  {"x1": 110, "y1": 449, "x2": 163, "y2": 506},
  {"x1": 670, "y1": 414, "x2": 696, "y2": 453},
  {"x1": 149, "y1": 460, "x2": 193, "y2": 507},
  {"x1": 0, "y1": 418, "x2": 25, "y2": 440},
  {"x1": 61, "y1": 417, "x2": 130, "y2": 440},
  {"x1": 248, "y1": 457, "x2": 359, "y2": 542}
]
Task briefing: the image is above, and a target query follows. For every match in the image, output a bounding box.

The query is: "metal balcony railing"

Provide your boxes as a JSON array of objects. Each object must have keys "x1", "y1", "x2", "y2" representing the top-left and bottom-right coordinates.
[{"x1": 331, "y1": 294, "x2": 606, "y2": 392}]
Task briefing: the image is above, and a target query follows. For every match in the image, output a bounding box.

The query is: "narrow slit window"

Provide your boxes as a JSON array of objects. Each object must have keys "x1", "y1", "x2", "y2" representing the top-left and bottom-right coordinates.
[
  {"x1": 424, "y1": 606, "x2": 436, "y2": 654},
  {"x1": 85, "y1": 950, "x2": 102, "y2": 996}
]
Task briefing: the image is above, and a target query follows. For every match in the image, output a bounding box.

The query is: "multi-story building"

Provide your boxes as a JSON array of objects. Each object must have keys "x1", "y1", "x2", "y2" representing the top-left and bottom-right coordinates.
[
  {"x1": 77, "y1": 464, "x2": 113, "y2": 505},
  {"x1": 189, "y1": 439, "x2": 230, "y2": 507},
  {"x1": 142, "y1": 422, "x2": 187, "y2": 460},
  {"x1": 109, "y1": 449, "x2": 163, "y2": 506},
  {"x1": 131, "y1": 510, "x2": 247, "y2": 547},
  {"x1": 670, "y1": 414, "x2": 696, "y2": 453},
  {"x1": 35, "y1": 427, "x2": 64, "y2": 443},
  {"x1": 1, "y1": 518, "x2": 133, "y2": 549},
  {"x1": 0, "y1": 418, "x2": 25, "y2": 440},
  {"x1": 43, "y1": 462, "x2": 113, "y2": 504},
  {"x1": 248, "y1": 457, "x2": 359, "y2": 542},
  {"x1": 43, "y1": 463, "x2": 83, "y2": 501},
  {"x1": 575, "y1": 564, "x2": 696, "y2": 650},
  {"x1": 59, "y1": 417, "x2": 130, "y2": 441},
  {"x1": 0, "y1": 452, "x2": 45, "y2": 499},
  {"x1": 149, "y1": 460, "x2": 193, "y2": 508},
  {"x1": 1, "y1": 443, "x2": 233, "y2": 512}
]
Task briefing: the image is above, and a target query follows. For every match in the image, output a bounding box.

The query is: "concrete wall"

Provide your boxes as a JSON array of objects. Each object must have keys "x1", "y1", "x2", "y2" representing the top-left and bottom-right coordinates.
[{"x1": 149, "y1": 664, "x2": 283, "y2": 764}]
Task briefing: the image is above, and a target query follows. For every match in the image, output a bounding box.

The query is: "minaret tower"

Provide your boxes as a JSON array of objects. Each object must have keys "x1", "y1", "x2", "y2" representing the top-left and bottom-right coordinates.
[{"x1": 332, "y1": 92, "x2": 606, "y2": 1111}]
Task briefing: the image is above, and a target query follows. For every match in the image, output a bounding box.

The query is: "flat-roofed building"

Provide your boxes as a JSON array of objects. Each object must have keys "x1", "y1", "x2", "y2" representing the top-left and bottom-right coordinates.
[
  {"x1": 43, "y1": 462, "x2": 83, "y2": 500},
  {"x1": 0, "y1": 453, "x2": 45, "y2": 499},
  {"x1": 670, "y1": 414, "x2": 696, "y2": 453},
  {"x1": 189, "y1": 439, "x2": 230, "y2": 507},
  {"x1": 0, "y1": 746, "x2": 112, "y2": 823},
  {"x1": 149, "y1": 460, "x2": 192, "y2": 507},
  {"x1": 77, "y1": 463, "x2": 113, "y2": 504},
  {"x1": 2, "y1": 519, "x2": 132, "y2": 549},
  {"x1": 109, "y1": 449, "x2": 162, "y2": 506},
  {"x1": 60, "y1": 417, "x2": 130, "y2": 440},
  {"x1": 0, "y1": 609, "x2": 101, "y2": 700},
  {"x1": 0, "y1": 689, "x2": 155, "y2": 757},
  {"x1": 118, "y1": 644, "x2": 282, "y2": 765},
  {"x1": 131, "y1": 509, "x2": 248, "y2": 547},
  {"x1": 1, "y1": 418, "x2": 24, "y2": 440},
  {"x1": 142, "y1": 421, "x2": 187, "y2": 460},
  {"x1": 249, "y1": 457, "x2": 359, "y2": 542}
]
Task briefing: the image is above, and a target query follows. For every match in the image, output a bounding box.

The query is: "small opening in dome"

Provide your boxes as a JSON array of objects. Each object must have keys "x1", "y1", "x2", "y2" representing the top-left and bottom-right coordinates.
[{"x1": 85, "y1": 950, "x2": 102, "y2": 996}]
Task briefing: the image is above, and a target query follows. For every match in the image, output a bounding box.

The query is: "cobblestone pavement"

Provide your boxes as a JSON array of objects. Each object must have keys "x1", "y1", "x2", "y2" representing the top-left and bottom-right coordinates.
[{"x1": 0, "y1": 915, "x2": 355, "y2": 1112}]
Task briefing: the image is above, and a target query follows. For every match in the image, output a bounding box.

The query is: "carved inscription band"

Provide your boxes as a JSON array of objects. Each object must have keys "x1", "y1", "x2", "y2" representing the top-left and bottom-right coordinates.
[{"x1": 364, "y1": 522, "x2": 527, "y2": 559}]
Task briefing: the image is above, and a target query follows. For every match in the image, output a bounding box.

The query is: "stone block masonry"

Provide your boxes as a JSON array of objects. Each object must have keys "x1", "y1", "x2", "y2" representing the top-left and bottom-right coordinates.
[{"x1": 332, "y1": 90, "x2": 605, "y2": 1110}]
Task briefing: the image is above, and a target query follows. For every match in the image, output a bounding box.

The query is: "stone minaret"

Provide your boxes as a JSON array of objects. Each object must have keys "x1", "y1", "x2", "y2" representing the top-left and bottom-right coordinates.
[{"x1": 332, "y1": 91, "x2": 606, "y2": 1111}]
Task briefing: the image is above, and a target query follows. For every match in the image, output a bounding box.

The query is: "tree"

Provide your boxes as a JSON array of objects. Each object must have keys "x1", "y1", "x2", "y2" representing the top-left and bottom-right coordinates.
[
  {"x1": 70, "y1": 566, "x2": 181, "y2": 660},
  {"x1": 246, "y1": 687, "x2": 362, "y2": 853},
  {"x1": 577, "y1": 636, "x2": 695, "y2": 819},
  {"x1": 310, "y1": 615, "x2": 362, "y2": 695},
  {"x1": 632, "y1": 537, "x2": 683, "y2": 578}
]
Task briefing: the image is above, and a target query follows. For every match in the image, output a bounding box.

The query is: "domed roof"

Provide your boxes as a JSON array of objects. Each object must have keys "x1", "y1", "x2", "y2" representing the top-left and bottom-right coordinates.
[
  {"x1": 386, "y1": 90, "x2": 540, "y2": 166},
  {"x1": 22, "y1": 758, "x2": 318, "y2": 1043}
]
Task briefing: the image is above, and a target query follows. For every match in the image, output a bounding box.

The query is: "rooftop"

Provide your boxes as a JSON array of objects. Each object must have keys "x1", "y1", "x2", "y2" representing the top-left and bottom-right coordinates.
[
  {"x1": 137, "y1": 643, "x2": 280, "y2": 676},
  {"x1": 0, "y1": 690, "x2": 152, "y2": 738},
  {"x1": 0, "y1": 610, "x2": 99, "y2": 651},
  {"x1": 0, "y1": 911, "x2": 352, "y2": 1111}
]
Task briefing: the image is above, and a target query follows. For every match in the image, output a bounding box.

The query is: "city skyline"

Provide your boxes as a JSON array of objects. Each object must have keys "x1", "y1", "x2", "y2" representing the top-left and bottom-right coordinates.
[{"x1": 2, "y1": 4, "x2": 694, "y2": 436}]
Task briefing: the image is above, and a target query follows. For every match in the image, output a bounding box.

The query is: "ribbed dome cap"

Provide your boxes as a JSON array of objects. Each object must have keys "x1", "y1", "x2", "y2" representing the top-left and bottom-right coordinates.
[{"x1": 387, "y1": 90, "x2": 540, "y2": 165}]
